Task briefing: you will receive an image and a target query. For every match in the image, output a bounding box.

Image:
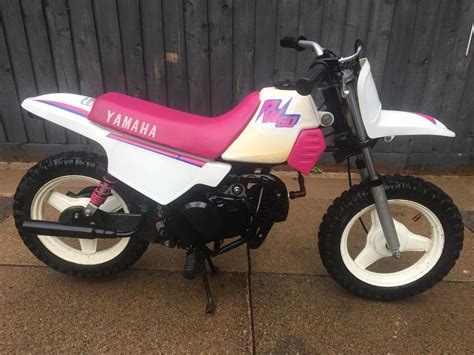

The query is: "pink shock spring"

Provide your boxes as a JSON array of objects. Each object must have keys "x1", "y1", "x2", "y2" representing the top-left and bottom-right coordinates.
[{"x1": 89, "y1": 175, "x2": 117, "y2": 207}]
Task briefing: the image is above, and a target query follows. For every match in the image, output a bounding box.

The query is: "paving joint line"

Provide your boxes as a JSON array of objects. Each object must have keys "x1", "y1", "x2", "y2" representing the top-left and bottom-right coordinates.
[{"x1": 246, "y1": 247, "x2": 257, "y2": 354}]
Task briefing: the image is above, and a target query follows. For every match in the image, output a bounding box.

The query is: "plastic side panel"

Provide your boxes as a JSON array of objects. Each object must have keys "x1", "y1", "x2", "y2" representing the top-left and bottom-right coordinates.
[
  {"x1": 222, "y1": 87, "x2": 320, "y2": 163},
  {"x1": 21, "y1": 94, "x2": 107, "y2": 141},
  {"x1": 105, "y1": 137, "x2": 231, "y2": 205},
  {"x1": 287, "y1": 129, "x2": 326, "y2": 175},
  {"x1": 372, "y1": 110, "x2": 455, "y2": 138},
  {"x1": 21, "y1": 94, "x2": 232, "y2": 205}
]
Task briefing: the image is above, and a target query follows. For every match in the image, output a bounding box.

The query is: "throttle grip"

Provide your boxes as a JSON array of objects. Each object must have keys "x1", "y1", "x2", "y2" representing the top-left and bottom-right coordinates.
[
  {"x1": 295, "y1": 63, "x2": 327, "y2": 96},
  {"x1": 280, "y1": 36, "x2": 307, "y2": 51}
]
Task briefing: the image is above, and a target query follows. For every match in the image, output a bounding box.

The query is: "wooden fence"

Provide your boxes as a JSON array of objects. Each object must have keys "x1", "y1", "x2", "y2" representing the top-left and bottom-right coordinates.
[{"x1": 0, "y1": 0, "x2": 472, "y2": 169}]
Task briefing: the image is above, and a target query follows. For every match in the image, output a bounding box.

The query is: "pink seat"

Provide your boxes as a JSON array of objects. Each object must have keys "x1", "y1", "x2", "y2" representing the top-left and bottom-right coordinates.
[{"x1": 88, "y1": 92, "x2": 260, "y2": 159}]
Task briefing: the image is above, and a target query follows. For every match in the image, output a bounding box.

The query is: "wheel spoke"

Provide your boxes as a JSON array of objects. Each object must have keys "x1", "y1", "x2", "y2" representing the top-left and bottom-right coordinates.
[
  {"x1": 47, "y1": 191, "x2": 88, "y2": 212},
  {"x1": 79, "y1": 239, "x2": 97, "y2": 254},
  {"x1": 369, "y1": 209, "x2": 381, "y2": 232},
  {"x1": 354, "y1": 245, "x2": 385, "y2": 269},
  {"x1": 99, "y1": 194, "x2": 123, "y2": 213},
  {"x1": 402, "y1": 229, "x2": 432, "y2": 252}
]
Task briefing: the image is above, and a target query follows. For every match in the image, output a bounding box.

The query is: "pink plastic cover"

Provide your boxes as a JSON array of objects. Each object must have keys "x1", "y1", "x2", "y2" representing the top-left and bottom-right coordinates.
[
  {"x1": 287, "y1": 129, "x2": 326, "y2": 175},
  {"x1": 88, "y1": 92, "x2": 260, "y2": 159}
]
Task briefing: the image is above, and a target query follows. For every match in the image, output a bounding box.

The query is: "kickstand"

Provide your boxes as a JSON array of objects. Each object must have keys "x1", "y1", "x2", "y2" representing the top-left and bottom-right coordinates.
[
  {"x1": 206, "y1": 256, "x2": 219, "y2": 275},
  {"x1": 200, "y1": 257, "x2": 218, "y2": 316}
]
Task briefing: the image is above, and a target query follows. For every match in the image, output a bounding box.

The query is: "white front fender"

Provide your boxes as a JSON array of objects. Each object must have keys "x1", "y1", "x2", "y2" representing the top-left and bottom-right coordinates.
[
  {"x1": 366, "y1": 110, "x2": 455, "y2": 139},
  {"x1": 357, "y1": 58, "x2": 455, "y2": 139}
]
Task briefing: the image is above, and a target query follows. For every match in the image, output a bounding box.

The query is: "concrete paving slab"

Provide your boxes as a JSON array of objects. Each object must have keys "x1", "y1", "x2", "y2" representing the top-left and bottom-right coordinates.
[
  {"x1": 250, "y1": 197, "x2": 331, "y2": 276},
  {"x1": 0, "y1": 167, "x2": 25, "y2": 196},
  {"x1": 0, "y1": 216, "x2": 43, "y2": 266},
  {"x1": 423, "y1": 175, "x2": 474, "y2": 212},
  {"x1": 251, "y1": 273, "x2": 474, "y2": 353},
  {"x1": 0, "y1": 266, "x2": 252, "y2": 353}
]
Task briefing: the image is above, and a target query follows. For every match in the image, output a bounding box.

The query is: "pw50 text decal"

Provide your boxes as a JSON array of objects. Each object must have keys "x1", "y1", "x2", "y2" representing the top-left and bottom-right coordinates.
[{"x1": 256, "y1": 99, "x2": 301, "y2": 128}]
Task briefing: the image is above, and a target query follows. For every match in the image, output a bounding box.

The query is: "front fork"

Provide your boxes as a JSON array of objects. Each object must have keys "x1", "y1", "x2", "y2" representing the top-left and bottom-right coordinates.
[{"x1": 344, "y1": 80, "x2": 401, "y2": 258}]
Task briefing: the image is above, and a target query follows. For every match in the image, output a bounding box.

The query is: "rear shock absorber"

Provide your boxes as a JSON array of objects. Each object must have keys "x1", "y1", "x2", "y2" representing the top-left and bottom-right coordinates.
[{"x1": 84, "y1": 174, "x2": 117, "y2": 216}]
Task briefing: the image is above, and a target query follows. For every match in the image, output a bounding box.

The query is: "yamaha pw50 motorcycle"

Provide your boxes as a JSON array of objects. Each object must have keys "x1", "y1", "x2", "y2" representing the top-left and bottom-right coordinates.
[{"x1": 14, "y1": 37, "x2": 463, "y2": 314}]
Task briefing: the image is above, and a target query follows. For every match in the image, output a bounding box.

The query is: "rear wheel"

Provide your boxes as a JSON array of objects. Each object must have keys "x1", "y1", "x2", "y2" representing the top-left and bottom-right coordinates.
[
  {"x1": 13, "y1": 152, "x2": 149, "y2": 277},
  {"x1": 318, "y1": 175, "x2": 463, "y2": 300}
]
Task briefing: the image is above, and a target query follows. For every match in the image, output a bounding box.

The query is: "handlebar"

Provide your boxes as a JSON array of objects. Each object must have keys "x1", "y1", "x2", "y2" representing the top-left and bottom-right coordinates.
[
  {"x1": 280, "y1": 36, "x2": 364, "y2": 95},
  {"x1": 295, "y1": 63, "x2": 327, "y2": 96},
  {"x1": 280, "y1": 36, "x2": 324, "y2": 56}
]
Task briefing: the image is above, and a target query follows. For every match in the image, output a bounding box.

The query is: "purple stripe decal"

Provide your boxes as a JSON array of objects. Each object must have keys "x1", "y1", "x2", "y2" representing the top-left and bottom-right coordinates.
[
  {"x1": 107, "y1": 133, "x2": 206, "y2": 168},
  {"x1": 413, "y1": 112, "x2": 436, "y2": 125},
  {"x1": 36, "y1": 100, "x2": 89, "y2": 117}
]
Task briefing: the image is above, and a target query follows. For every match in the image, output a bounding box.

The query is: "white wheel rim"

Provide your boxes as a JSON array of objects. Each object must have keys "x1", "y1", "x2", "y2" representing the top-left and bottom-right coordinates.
[
  {"x1": 31, "y1": 175, "x2": 131, "y2": 265},
  {"x1": 340, "y1": 199, "x2": 445, "y2": 287}
]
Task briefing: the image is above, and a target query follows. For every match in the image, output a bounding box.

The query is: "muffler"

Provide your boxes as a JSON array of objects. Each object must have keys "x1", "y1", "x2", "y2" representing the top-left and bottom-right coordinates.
[{"x1": 22, "y1": 220, "x2": 138, "y2": 239}]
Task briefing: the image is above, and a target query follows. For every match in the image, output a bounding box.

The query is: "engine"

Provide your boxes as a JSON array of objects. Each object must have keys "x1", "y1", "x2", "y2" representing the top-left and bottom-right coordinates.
[{"x1": 161, "y1": 174, "x2": 289, "y2": 247}]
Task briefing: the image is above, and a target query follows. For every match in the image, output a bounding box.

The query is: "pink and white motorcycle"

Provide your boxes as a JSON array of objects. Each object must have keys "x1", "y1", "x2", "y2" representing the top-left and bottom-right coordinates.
[{"x1": 14, "y1": 38, "x2": 463, "y2": 313}]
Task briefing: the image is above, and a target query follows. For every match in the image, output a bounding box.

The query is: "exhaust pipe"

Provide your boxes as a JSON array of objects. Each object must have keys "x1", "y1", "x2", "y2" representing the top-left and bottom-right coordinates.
[{"x1": 22, "y1": 220, "x2": 137, "y2": 239}]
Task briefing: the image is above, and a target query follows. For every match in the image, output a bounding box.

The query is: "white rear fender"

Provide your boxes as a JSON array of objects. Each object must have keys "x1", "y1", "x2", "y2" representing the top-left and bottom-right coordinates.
[
  {"x1": 357, "y1": 59, "x2": 455, "y2": 139},
  {"x1": 21, "y1": 94, "x2": 231, "y2": 205}
]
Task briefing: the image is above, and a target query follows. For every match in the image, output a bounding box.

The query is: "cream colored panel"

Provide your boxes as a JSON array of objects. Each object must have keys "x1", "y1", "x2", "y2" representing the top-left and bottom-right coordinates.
[{"x1": 222, "y1": 87, "x2": 321, "y2": 163}]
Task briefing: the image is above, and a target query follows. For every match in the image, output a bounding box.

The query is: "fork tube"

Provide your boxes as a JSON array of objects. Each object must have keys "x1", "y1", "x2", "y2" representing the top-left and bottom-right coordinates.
[{"x1": 345, "y1": 82, "x2": 401, "y2": 257}]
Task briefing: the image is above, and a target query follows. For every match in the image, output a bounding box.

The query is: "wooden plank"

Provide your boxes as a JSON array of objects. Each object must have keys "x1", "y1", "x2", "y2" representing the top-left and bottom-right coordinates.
[
  {"x1": 162, "y1": 0, "x2": 189, "y2": 111},
  {"x1": 364, "y1": 0, "x2": 396, "y2": 154},
  {"x1": 380, "y1": 0, "x2": 417, "y2": 110},
  {"x1": 117, "y1": 0, "x2": 146, "y2": 99},
  {"x1": 392, "y1": 0, "x2": 440, "y2": 154},
  {"x1": 0, "y1": 143, "x2": 102, "y2": 161},
  {"x1": 412, "y1": 0, "x2": 462, "y2": 153},
  {"x1": 68, "y1": 0, "x2": 104, "y2": 97},
  {"x1": 296, "y1": 0, "x2": 324, "y2": 78},
  {"x1": 433, "y1": 0, "x2": 474, "y2": 153},
  {"x1": 44, "y1": 0, "x2": 84, "y2": 144},
  {"x1": 378, "y1": 0, "x2": 417, "y2": 153},
  {"x1": 232, "y1": 0, "x2": 255, "y2": 104},
  {"x1": 320, "y1": 0, "x2": 348, "y2": 56},
  {"x1": 21, "y1": 0, "x2": 67, "y2": 144},
  {"x1": 342, "y1": 0, "x2": 372, "y2": 55},
  {"x1": 296, "y1": 0, "x2": 324, "y2": 104},
  {"x1": 1, "y1": 0, "x2": 46, "y2": 143},
  {"x1": 209, "y1": 0, "x2": 233, "y2": 115},
  {"x1": 454, "y1": 57, "x2": 474, "y2": 153},
  {"x1": 140, "y1": 0, "x2": 167, "y2": 105},
  {"x1": 0, "y1": 112, "x2": 7, "y2": 142},
  {"x1": 253, "y1": 0, "x2": 277, "y2": 89},
  {"x1": 93, "y1": 0, "x2": 126, "y2": 93},
  {"x1": 0, "y1": 18, "x2": 27, "y2": 142},
  {"x1": 273, "y1": 0, "x2": 300, "y2": 84},
  {"x1": 184, "y1": 0, "x2": 211, "y2": 115},
  {"x1": 365, "y1": 0, "x2": 396, "y2": 89}
]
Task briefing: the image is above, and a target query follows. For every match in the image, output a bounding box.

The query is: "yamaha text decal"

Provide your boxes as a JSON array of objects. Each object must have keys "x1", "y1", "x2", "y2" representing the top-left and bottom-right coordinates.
[{"x1": 256, "y1": 99, "x2": 301, "y2": 128}]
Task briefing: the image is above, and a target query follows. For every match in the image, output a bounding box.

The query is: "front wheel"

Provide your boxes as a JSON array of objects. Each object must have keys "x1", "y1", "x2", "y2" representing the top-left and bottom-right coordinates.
[{"x1": 318, "y1": 175, "x2": 464, "y2": 300}]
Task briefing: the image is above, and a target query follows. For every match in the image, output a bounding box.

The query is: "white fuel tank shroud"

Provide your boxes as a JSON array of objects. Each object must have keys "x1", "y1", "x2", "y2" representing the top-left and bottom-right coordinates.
[
  {"x1": 357, "y1": 59, "x2": 455, "y2": 138},
  {"x1": 21, "y1": 94, "x2": 231, "y2": 205},
  {"x1": 222, "y1": 87, "x2": 321, "y2": 163}
]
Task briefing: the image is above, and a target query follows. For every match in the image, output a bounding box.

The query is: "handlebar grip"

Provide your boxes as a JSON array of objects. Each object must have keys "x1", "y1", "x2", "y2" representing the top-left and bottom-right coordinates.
[
  {"x1": 280, "y1": 36, "x2": 307, "y2": 51},
  {"x1": 295, "y1": 63, "x2": 327, "y2": 96}
]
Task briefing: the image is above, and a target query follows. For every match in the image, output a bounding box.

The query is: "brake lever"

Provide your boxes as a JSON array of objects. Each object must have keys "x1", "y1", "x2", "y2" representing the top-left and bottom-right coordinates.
[{"x1": 339, "y1": 45, "x2": 363, "y2": 63}]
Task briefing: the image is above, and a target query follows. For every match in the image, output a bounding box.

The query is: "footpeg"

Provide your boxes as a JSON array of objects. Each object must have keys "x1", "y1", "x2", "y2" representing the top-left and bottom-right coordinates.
[{"x1": 183, "y1": 252, "x2": 198, "y2": 280}]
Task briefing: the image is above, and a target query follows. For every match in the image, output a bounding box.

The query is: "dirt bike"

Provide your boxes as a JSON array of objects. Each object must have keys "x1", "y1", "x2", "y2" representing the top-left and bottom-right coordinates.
[{"x1": 13, "y1": 37, "x2": 463, "y2": 314}]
